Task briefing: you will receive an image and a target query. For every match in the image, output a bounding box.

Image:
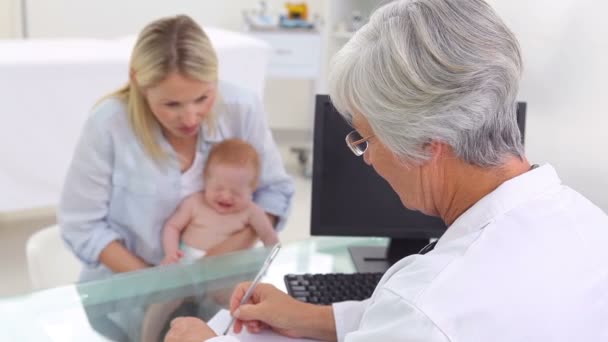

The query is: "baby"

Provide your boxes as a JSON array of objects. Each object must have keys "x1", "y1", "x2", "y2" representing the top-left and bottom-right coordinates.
[{"x1": 161, "y1": 139, "x2": 279, "y2": 265}]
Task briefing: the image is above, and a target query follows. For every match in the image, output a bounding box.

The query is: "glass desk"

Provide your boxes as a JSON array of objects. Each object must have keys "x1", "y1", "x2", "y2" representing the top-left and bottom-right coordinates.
[{"x1": 0, "y1": 237, "x2": 387, "y2": 341}]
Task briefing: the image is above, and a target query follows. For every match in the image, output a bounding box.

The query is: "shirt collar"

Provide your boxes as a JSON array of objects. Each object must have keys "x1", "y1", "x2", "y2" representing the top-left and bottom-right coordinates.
[
  {"x1": 436, "y1": 164, "x2": 562, "y2": 247},
  {"x1": 150, "y1": 120, "x2": 222, "y2": 176},
  {"x1": 153, "y1": 120, "x2": 222, "y2": 153},
  {"x1": 198, "y1": 120, "x2": 222, "y2": 146}
]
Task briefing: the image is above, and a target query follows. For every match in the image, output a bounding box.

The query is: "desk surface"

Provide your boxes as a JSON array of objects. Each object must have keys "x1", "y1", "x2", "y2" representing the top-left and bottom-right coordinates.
[{"x1": 0, "y1": 237, "x2": 387, "y2": 341}]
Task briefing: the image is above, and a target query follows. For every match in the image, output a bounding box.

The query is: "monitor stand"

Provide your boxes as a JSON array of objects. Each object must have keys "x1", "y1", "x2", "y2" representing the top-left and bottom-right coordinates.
[{"x1": 348, "y1": 238, "x2": 429, "y2": 273}]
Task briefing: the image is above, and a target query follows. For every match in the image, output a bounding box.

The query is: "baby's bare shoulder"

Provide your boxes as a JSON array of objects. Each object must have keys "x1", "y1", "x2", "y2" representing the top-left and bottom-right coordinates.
[{"x1": 183, "y1": 193, "x2": 209, "y2": 210}]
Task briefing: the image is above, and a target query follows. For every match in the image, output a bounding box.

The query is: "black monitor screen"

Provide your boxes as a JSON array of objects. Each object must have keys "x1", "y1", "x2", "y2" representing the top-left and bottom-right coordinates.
[{"x1": 310, "y1": 95, "x2": 526, "y2": 239}]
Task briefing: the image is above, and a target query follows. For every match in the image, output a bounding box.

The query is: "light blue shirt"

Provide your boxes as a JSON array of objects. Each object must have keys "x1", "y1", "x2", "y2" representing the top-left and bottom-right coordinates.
[{"x1": 58, "y1": 82, "x2": 295, "y2": 282}]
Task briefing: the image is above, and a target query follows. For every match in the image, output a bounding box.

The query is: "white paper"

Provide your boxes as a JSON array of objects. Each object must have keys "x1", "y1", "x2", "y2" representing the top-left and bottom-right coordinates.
[{"x1": 208, "y1": 309, "x2": 322, "y2": 342}]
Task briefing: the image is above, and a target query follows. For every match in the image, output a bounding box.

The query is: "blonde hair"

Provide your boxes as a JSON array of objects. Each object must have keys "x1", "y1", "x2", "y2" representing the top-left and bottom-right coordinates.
[
  {"x1": 104, "y1": 15, "x2": 218, "y2": 161},
  {"x1": 204, "y1": 139, "x2": 261, "y2": 187}
]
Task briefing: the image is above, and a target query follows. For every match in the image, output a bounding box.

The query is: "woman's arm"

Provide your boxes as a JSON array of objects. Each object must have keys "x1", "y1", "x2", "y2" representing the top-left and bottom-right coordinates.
[
  {"x1": 58, "y1": 104, "x2": 147, "y2": 273},
  {"x1": 204, "y1": 206, "x2": 276, "y2": 257},
  {"x1": 99, "y1": 241, "x2": 150, "y2": 272},
  {"x1": 240, "y1": 90, "x2": 295, "y2": 231}
]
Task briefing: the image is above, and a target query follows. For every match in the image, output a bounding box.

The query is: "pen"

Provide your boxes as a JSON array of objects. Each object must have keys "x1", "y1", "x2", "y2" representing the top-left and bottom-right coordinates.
[{"x1": 223, "y1": 243, "x2": 281, "y2": 335}]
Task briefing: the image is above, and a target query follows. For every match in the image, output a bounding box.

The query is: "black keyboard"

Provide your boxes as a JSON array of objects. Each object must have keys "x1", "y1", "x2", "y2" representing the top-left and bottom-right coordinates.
[{"x1": 284, "y1": 272, "x2": 384, "y2": 305}]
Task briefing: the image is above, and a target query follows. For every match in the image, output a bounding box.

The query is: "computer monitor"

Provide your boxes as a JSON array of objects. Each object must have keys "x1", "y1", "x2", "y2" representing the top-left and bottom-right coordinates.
[{"x1": 311, "y1": 95, "x2": 527, "y2": 272}]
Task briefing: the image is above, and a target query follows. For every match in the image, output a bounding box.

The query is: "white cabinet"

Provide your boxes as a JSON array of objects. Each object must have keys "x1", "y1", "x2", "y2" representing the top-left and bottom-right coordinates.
[
  {"x1": 245, "y1": 29, "x2": 323, "y2": 135},
  {"x1": 249, "y1": 31, "x2": 322, "y2": 80},
  {"x1": 319, "y1": 0, "x2": 388, "y2": 92},
  {"x1": 244, "y1": 1, "x2": 386, "y2": 175},
  {"x1": 245, "y1": 30, "x2": 323, "y2": 176}
]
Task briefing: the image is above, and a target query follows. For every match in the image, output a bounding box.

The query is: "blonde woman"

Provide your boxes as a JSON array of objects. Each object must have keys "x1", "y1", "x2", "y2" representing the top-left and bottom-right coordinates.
[{"x1": 59, "y1": 15, "x2": 294, "y2": 282}]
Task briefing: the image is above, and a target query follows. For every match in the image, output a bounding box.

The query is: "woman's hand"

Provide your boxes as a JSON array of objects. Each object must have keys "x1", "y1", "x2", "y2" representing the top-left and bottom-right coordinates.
[
  {"x1": 164, "y1": 317, "x2": 216, "y2": 342},
  {"x1": 205, "y1": 226, "x2": 258, "y2": 256},
  {"x1": 229, "y1": 282, "x2": 338, "y2": 342}
]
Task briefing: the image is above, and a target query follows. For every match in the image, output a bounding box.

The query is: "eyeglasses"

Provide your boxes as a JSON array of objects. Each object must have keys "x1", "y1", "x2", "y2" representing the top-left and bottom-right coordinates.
[{"x1": 345, "y1": 130, "x2": 374, "y2": 156}]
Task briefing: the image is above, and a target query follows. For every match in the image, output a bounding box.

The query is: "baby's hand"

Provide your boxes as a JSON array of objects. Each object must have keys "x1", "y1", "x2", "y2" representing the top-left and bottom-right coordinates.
[{"x1": 160, "y1": 250, "x2": 184, "y2": 265}]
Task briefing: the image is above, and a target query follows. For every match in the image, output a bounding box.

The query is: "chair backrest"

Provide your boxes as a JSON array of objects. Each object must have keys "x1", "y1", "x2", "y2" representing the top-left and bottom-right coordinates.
[{"x1": 26, "y1": 225, "x2": 81, "y2": 290}]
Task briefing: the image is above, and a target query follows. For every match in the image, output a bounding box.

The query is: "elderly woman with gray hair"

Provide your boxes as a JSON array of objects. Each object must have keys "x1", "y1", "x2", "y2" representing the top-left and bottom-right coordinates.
[{"x1": 166, "y1": 0, "x2": 608, "y2": 341}]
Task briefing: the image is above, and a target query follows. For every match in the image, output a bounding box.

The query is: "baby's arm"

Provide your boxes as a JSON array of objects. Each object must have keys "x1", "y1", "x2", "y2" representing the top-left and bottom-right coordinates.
[
  {"x1": 248, "y1": 203, "x2": 280, "y2": 246},
  {"x1": 161, "y1": 196, "x2": 195, "y2": 264}
]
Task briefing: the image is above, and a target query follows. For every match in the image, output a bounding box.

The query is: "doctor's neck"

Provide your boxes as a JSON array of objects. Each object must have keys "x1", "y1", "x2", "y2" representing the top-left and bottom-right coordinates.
[{"x1": 433, "y1": 155, "x2": 531, "y2": 226}]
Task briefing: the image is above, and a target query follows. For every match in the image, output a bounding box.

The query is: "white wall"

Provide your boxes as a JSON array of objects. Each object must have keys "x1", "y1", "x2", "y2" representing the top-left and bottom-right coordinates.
[
  {"x1": 487, "y1": 0, "x2": 608, "y2": 211},
  {"x1": 17, "y1": 0, "x2": 324, "y2": 132},
  {"x1": 0, "y1": 0, "x2": 17, "y2": 38},
  {"x1": 21, "y1": 0, "x2": 321, "y2": 38},
  {"x1": 2, "y1": 0, "x2": 607, "y2": 210}
]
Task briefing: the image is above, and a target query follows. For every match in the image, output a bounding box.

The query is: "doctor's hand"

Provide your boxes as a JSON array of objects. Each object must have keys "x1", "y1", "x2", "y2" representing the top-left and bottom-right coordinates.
[
  {"x1": 164, "y1": 316, "x2": 216, "y2": 342},
  {"x1": 229, "y1": 282, "x2": 338, "y2": 342}
]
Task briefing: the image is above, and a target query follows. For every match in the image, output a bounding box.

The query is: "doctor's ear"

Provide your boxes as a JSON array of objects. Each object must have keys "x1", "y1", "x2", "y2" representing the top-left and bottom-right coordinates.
[{"x1": 424, "y1": 140, "x2": 452, "y2": 162}]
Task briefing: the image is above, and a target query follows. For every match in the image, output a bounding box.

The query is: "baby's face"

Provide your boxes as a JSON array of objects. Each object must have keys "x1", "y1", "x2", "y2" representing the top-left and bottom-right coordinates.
[{"x1": 204, "y1": 163, "x2": 256, "y2": 214}]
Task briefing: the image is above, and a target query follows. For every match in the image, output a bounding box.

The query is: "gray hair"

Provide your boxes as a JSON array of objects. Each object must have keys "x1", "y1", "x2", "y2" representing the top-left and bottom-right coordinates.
[{"x1": 328, "y1": 0, "x2": 524, "y2": 167}]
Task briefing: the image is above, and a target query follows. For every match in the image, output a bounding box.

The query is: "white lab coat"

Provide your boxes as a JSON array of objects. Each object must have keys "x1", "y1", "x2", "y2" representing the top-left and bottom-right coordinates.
[{"x1": 210, "y1": 164, "x2": 608, "y2": 341}]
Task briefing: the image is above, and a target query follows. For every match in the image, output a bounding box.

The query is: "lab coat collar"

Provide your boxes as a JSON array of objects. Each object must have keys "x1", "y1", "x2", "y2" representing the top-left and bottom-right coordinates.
[{"x1": 436, "y1": 164, "x2": 562, "y2": 247}]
